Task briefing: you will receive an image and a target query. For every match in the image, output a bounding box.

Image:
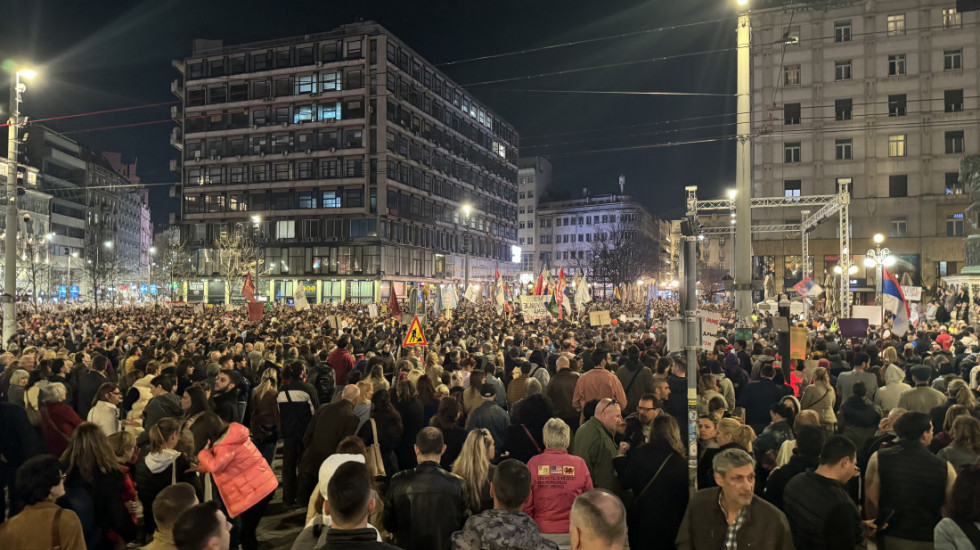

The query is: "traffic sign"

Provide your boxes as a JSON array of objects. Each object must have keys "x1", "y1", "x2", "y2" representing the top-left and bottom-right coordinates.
[
  {"x1": 402, "y1": 315, "x2": 428, "y2": 347},
  {"x1": 149, "y1": 284, "x2": 158, "y2": 295},
  {"x1": 58, "y1": 286, "x2": 67, "y2": 298},
  {"x1": 69, "y1": 286, "x2": 79, "y2": 298},
  {"x1": 140, "y1": 284, "x2": 148, "y2": 294}
]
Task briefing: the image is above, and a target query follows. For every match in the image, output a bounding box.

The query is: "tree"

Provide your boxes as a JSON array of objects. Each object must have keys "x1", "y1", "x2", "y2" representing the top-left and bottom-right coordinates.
[
  {"x1": 153, "y1": 227, "x2": 193, "y2": 301},
  {"x1": 20, "y1": 235, "x2": 49, "y2": 312},
  {"x1": 82, "y1": 228, "x2": 121, "y2": 315},
  {"x1": 212, "y1": 227, "x2": 262, "y2": 304},
  {"x1": 586, "y1": 218, "x2": 664, "y2": 295}
]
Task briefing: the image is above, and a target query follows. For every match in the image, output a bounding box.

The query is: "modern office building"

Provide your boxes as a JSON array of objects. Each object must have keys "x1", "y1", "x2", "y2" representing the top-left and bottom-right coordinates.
[
  {"x1": 517, "y1": 157, "x2": 551, "y2": 273},
  {"x1": 170, "y1": 21, "x2": 519, "y2": 304},
  {"x1": 748, "y1": 0, "x2": 974, "y2": 300}
]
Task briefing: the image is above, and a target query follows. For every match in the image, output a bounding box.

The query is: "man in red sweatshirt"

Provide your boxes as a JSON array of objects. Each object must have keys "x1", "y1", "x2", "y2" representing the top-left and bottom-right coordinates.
[{"x1": 328, "y1": 335, "x2": 356, "y2": 386}]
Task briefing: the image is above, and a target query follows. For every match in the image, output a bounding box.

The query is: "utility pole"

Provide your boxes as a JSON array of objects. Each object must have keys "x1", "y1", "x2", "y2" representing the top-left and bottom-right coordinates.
[
  {"x1": 4, "y1": 68, "x2": 35, "y2": 347},
  {"x1": 734, "y1": 0, "x2": 753, "y2": 322},
  {"x1": 679, "y1": 217, "x2": 700, "y2": 497}
]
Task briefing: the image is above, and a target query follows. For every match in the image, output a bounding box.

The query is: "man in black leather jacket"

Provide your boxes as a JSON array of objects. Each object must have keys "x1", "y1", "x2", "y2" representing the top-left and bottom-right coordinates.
[{"x1": 383, "y1": 427, "x2": 469, "y2": 550}]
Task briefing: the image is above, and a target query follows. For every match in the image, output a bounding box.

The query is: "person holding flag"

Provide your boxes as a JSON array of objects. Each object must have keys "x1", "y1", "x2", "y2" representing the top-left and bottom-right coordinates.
[{"x1": 882, "y1": 267, "x2": 911, "y2": 337}]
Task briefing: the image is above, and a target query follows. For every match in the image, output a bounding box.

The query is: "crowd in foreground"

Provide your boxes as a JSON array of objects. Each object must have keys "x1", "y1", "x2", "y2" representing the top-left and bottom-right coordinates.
[{"x1": 0, "y1": 299, "x2": 977, "y2": 550}]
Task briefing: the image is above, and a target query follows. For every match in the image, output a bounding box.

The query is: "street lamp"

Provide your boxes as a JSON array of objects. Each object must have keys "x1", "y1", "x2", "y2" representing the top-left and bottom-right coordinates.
[
  {"x1": 733, "y1": 0, "x2": 753, "y2": 322},
  {"x1": 865, "y1": 233, "x2": 894, "y2": 307},
  {"x1": 460, "y1": 203, "x2": 473, "y2": 291},
  {"x1": 4, "y1": 66, "x2": 36, "y2": 346}
]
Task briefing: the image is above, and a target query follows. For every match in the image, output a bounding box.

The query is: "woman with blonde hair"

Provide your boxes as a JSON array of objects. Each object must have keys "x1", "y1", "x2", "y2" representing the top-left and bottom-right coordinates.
[
  {"x1": 452, "y1": 428, "x2": 495, "y2": 514},
  {"x1": 697, "y1": 418, "x2": 756, "y2": 488},
  {"x1": 368, "y1": 363, "x2": 390, "y2": 393},
  {"x1": 800, "y1": 366, "x2": 837, "y2": 434},
  {"x1": 135, "y1": 417, "x2": 200, "y2": 539},
  {"x1": 938, "y1": 415, "x2": 980, "y2": 469},
  {"x1": 249, "y1": 368, "x2": 280, "y2": 465}
]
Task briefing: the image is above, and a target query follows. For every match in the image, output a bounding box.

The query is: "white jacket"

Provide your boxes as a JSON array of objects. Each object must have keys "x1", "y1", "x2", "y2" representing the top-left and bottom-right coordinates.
[{"x1": 88, "y1": 400, "x2": 121, "y2": 436}]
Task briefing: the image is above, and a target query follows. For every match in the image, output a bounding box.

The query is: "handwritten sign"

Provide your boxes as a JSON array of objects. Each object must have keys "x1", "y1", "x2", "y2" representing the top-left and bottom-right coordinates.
[
  {"x1": 520, "y1": 295, "x2": 551, "y2": 322},
  {"x1": 589, "y1": 310, "x2": 612, "y2": 327},
  {"x1": 698, "y1": 310, "x2": 722, "y2": 348}
]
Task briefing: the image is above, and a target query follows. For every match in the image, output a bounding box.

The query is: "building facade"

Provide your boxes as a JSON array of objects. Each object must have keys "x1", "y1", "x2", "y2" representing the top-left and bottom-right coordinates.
[
  {"x1": 171, "y1": 21, "x2": 519, "y2": 304},
  {"x1": 749, "y1": 0, "x2": 974, "y2": 299},
  {"x1": 517, "y1": 157, "x2": 551, "y2": 273}
]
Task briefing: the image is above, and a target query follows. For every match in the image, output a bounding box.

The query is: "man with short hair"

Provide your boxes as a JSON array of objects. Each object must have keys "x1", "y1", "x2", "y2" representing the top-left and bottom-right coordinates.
[
  {"x1": 298, "y1": 384, "x2": 360, "y2": 504},
  {"x1": 141, "y1": 374, "x2": 183, "y2": 439},
  {"x1": 762, "y1": 425, "x2": 824, "y2": 510},
  {"x1": 143, "y1": 482, "x2": 199, "y2": 550},
  {"x1": 865, "y1": 411, "x2": 957, "y2": 549},
  {"x1": 736, "y1": 364, "x2": 787, "y2": 434},
  {"x1": 451, "y1": 458, "x2": 559, "y2": 550},
  {"x1": 614, "y1": 345, "x2": 654, "y2": 416},
  {"x1": 210, "y1": 370, "x2": 240, "y2": 424},
  {"x1": 319, "y1": 461, "x2": 400, "y2": 549},
  {"x1": 569, "y1": 489, "x2": 628, "y2": 550},
  {"x1": 783, "y1": 436, "x2": 872, "y2": 550},
  {"x1": 675, "y1": 448, "x2": 793, "y2": 550},
  {"x1": 328, "y1": 335, "x2": 356, "y2": 386},
  {"x1": 572, "y1": 351, "x2": 628, "y2": 425},
  {"x1": 385, "y1": 427, "x2": 469, "y2": 550},
  {"x1": 621, "y1": 393, "x2": 659, "y2": 449},
  {"x1": 897, "y1": 365, "x2": 946, "y2": 414},
  {"x1": 836, "y1": 352, "x2": 878, "y2": 405},
  {"x1": 75, "y1": 354, "x2": 108, "y2": 419},
  {"x1": 465, "y1": 383, "x2": 509, "y2": 456},
  {"x1": 172, "y1": 500, "x2": 232, "y2": 550},
  {"x1": 572, "y1": 398, "x2": 629, "y2": 504}
]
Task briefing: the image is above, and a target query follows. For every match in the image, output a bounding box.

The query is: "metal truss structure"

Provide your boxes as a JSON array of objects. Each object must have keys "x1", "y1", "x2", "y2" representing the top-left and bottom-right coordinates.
[{"x1": 685, "y1": 182, "x2": 853, "y2": 313}]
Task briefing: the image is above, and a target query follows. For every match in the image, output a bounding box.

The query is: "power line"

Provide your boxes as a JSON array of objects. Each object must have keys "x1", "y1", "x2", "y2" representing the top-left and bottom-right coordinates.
[
  {"x1": 435, "y1": 16, "x2": 736, "y2": 67},
  {"x1": 479, "y1": 88, "x2": 732, "y2": 97},
  {"x1": 0, "y1": 101, "x2": 179, "y2": 129}
]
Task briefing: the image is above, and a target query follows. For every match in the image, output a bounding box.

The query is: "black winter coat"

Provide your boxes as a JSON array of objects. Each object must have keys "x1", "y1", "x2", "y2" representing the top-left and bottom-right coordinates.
[
  {"x1": 382, "y1": 461, "x2": 469, "y2": 550},
  {"x1": 615, "y1": 439, "x2": 688, "y2": 550}
]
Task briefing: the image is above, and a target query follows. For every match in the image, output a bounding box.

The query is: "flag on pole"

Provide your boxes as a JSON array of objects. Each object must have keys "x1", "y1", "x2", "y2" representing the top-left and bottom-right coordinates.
[
  {"x1": 574, "y1": 274, "x2": 591, "y2": 310},
  {"x1": 547, "y1": 291, "x2": 560, "y2": 318},
  {"x1": 247, "y1": 302, "x2": 264, "y2": 321},
  {"x1": 882, "y1": 267, "x2": 911, "y2": 336},
  {"x1": 293, "y1": 284, "x2": 309, "y2": 311},
  {"x1": 556, "y1": 268, "x2": 567, "y2": 320},
  {"x1": 533, "y1": 269, "x2": 545, "y2": 296},
  {"x1": 494, "y1": 269, "x2": 505, "y2": 315},
  {"x1": 614, "y1": 285, "x2": 622, "y2": 302},
  {"x1": 241, "y1": 273, "x2": 256, "y2": 303},
  {"x1": 388, "y1": 288, "x2": 401, "y2": 319},
  {"x1": 792, "y1": 276, "x2": 824, "y2": 297}
]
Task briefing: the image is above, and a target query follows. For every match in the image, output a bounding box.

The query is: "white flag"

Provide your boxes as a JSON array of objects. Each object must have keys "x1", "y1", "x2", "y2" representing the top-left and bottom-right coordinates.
[
  {"x1": 464, "y1": 284, "x2": 480, "y2": 303},
  {"x1": 293, "y1": 285, "x2": 310, "y2": 311}
]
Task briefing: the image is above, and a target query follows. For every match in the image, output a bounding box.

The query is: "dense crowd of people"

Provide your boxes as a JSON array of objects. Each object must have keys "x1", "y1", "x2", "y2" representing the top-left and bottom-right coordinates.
[{"x1": 0, "y1": 298, "x2": 977, "y2": 550}]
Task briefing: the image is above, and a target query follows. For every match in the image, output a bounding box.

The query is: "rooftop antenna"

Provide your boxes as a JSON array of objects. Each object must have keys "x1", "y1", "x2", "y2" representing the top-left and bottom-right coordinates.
[{"x1": 618, "y1": 174, "x2": 625, "y2": 195}]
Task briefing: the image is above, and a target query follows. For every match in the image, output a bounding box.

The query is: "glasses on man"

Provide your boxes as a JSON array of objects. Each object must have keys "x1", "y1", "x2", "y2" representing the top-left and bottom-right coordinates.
[{"x1": 597, "y1": 399, "x2": 619, "y2": 416}]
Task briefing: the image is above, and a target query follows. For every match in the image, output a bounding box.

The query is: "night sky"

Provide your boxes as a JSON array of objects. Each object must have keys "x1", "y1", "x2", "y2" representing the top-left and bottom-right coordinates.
[{"x1": 4, "y1": 0, "x2": 740, "y2": 227}]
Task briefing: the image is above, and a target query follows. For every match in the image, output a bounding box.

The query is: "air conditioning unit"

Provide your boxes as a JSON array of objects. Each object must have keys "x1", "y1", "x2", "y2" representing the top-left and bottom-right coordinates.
[{"x1": 194, "y1": 151, "x2": 202, "y2": 160}]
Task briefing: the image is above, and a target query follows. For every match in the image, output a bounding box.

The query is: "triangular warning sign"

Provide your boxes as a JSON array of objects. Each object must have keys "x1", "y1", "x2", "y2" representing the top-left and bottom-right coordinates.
[{"x1": 403, "y1": 315, "x2": 428, "y2": 347}]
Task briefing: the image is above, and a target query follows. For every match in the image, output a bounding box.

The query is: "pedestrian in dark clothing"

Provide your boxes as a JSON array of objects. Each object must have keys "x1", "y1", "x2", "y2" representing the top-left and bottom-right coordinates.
[
  {"x1": 297, "y1": 385, "x2": 360, "y2": 505},
  {"x1": 210, "y1": 370, "x2": 241, "y2": 424},
  {"x1": 392, "y1": 380, "x2": 424, "y2": 471},
  {"x1": 763, "y1": 425, "x2": 824, "y2": 510},
  {"x1": 277, "y1": 361, "x2": 318, "y2": 506},
  {"x1": 319, "y1": 461, "x2": 401, "y2": 549},
  {"x1": 0, "y1": 400, "x2": 43, "y2": 521},
  {"x1": 76, "y1": 356, "x2": 109, "y2": 420},
  {"x1": 737, "y1": 364, "x2": 788, "y2": 433}
]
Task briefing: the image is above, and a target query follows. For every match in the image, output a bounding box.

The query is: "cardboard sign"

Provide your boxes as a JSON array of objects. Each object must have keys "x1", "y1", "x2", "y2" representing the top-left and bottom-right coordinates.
[
  {"x1": 789, "y1": 326, "x2": 808, "y2": 360},
  {"x1": 367, "y1": 304, "x2": 378, "y2": 318},
  {"x1": 851, "y1": 305, "x2": 883, "y2": 326},
  {"x1": 589, "y1": 310, "x2": 612, "y2": 327},
  {"x1": 698, "y1": 310, "x2": 722, "y2": 348},
  {"x1": 901, "y1": 286, "x2": 922, "y2": 302},
  {"x1": 520, "y1": 295, "x2": 551, "y2": 322},
  {"x1": 403, "y1": 316, "x2": 428, "y2": 347}
]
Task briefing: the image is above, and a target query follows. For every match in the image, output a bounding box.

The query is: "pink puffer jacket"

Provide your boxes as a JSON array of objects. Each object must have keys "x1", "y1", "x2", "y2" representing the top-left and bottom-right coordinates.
[{"x1": 198, "y1": 422, "x2": 278, "y2": 518}]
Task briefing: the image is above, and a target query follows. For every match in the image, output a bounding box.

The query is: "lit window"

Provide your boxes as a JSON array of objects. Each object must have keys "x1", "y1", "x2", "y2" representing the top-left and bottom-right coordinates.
[
  {"x1": 888, "y1": 135, "x2": 907, "y2": 157},
  {"x1": 783, "y1": 65, "x2": 801, "y2": 86},
  {"x1": 784, "y1": 180, "x2": 801, "y2": 199},
  {"x1": 887, "y1": 14, "x2": 906, "y2": 36},
  {"x1": 943, "y1": 8, "x2": 961, "y2": 29}
]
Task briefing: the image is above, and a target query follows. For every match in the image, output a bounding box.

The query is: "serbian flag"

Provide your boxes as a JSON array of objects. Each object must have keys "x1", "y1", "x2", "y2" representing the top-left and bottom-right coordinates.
[
  {"x1": 882, "y1": 267, "x2": 910, "y2": 337},
  {"x1": 533, "y1": 269, "x2": 545, "y2": 296},
  {"x1": 792, "y1": 276, "x2": 824, "y2": 297},
  {"x1": 241, "y1": 274, "x2": 256, "y2": 303}
]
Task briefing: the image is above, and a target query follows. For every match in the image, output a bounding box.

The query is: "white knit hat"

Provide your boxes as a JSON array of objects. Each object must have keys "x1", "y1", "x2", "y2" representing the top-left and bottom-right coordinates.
[{"x1": 318, "y1": 453, "x2": 366, "y2": 500}]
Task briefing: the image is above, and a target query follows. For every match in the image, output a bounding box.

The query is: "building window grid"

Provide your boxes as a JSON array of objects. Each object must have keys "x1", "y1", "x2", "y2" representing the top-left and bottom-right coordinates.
[
  {"x1": 943, "y1": 8, "x2": 962, "y2": 29},
  {"x1": 948, "y1": 214, "x2": 965, "y2": 236},
  {"x1": 888, "y1": 94, "x2": 907, "y2": 117},
  {"x1": 888, "y1": 54, "x2": 907, "y2": 76},
  {"x1": 888, "y1": 135, "x2": 907, "y2": 157},
  {"x1": 784, "y1": 142, "x2": 801, "y2": 163},
  {"x1": 835, "y1": 138, "x2": 853, "y2": 160},
  {"x1": 784, "y1": 65, "x2": 801, "y2": 86},
  {"x1": 835, "y1": 59, "x2": 852, "y2": 81},
  {"x1": 835, "y1": 99, "x2": 852, "y2": 121},
  {"x1": 834, "y1": 20, "x2": 852, "y2": 42},
  {"x1": 890, "y1": 216, "x2": 908, "y2": 238},
  {"x1": 945, "y1": 131, "x2": 965, "y2": 154},
  {"x1": 944, "y1": 49, "x2": 963, "y2": 71},
  {"x1": 887, "y1": 14, "x2": 906, "y2": 36}
]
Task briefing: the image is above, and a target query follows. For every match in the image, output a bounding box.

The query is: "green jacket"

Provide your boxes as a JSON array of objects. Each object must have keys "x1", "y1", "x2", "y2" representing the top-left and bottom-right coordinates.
[{"x1": 571, "y1": 417, "x2": 627, "y2": 503}]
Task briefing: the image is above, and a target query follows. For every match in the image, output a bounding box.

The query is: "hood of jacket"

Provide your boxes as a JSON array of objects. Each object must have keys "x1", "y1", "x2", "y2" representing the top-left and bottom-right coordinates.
[
  {"x1": 884, "y1": 363, "x2": 906, "y2": 385},
  {"x1": 145, "y1": 449, "x2": 181, "y2": 474},
  {"x1": 624, "y1": 358, "x2": 643, "y2": 372},
  {"x1": 133, "y1": 374, "x2": 155, "y2": 389},
  {"x1": 215, "y1": 422, "x2": 250, "y2": 447}
]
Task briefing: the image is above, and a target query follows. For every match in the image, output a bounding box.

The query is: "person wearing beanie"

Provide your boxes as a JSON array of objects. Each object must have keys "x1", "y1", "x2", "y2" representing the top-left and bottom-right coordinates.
[{"x1": 466, "y1": 383, "x2": 509, "y2": 457}]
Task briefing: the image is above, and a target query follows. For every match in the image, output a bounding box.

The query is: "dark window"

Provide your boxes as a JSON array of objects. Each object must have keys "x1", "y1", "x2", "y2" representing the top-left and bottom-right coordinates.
[
  {"x1": 251, "y1": 51, "x2": 270, "y2": 71},
  {"x1": 945, "y1": 89, "x2": 964, "y2": 112},
  {"x1": 889, "y1": 175, "x2": 908, "y2": 197},
  {"x1": 946, "y1": 172, "x2": 963, "y2": 195},
  {"x1": 945, "y1": 131, "x2": 965, "y2": 154},
  {"x1": 835, "y1": 99, "x2": 852, "y2": 121},
  {"x1": 784, "y1": 103, "x2": 801, "y2": 125},
  {"x1": 835, "y1": 139, "x2": 853, "y2": 160},
  {"x1": 834, "y1": 20, "x2": 851, "y2": 42},
  {"x1": 345, "y1": 189, "x2": 364, "y2": 208},
  {"x1": 888, "y1": 94, "x2": 906, "y2": 117},
  {"x1": 784, "y1": 179, "x2": 802, "y2": 198}
]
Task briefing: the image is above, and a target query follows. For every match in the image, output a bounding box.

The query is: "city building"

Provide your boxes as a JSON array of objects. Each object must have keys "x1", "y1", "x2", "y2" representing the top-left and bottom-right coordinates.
[
  {"x1": 170, "y1": 21, "x2": 519, "y2": 304},
  {"x1": 515, "y1": 163, "x2": 670, "y2": 295},
  {"x1": 748, "y1": 0, "x2": 974, "y2": 301}
]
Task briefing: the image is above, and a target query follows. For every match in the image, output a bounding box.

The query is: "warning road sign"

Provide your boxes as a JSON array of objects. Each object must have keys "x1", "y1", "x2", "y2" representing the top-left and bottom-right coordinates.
[{"x1": 403, "y1": 316, "x2": 428, "y2": 347}]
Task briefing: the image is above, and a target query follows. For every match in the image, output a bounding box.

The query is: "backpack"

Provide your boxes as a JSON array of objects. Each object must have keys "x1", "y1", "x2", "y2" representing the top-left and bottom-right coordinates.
[{"x1": 308, "y1": 363, "x2": 336, "y2": 404}]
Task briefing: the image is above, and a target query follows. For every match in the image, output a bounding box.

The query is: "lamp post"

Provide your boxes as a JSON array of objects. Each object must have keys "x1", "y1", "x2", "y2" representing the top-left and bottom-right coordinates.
[
  {"x1": 67, "y1": 250, "x2": 78, "y2": 302},
  {"x1": 4, "y1": 67, "x2": 35, "y2": 346},
  {"x1": 733, "y1": 0, "x2": 753, "y2": 322},
  {"x1": 461, "y1": 204, "x2": 472, "y2": 291},
  {"x1": 251, "y1": 215, "x2": 261, "y2": 301},
  {"x1": 864, "y1": 233, "x2": 895, "y2": 308}
]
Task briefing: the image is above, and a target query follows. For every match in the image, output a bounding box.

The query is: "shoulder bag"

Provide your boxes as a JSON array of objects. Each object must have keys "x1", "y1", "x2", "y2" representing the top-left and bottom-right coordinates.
[
  {"x1": 521, "y1": 424, "x2": 543, "y2": 454},
  {"x1": 636, "y1": 454, "x2": 674, "y2": 501},
  {"x1": 365, "y1": 418, "x2": 387, "y2": 478},
  {"x1": 954, "y1": 520, "x2": 980, "y2": 549},
  {"x1": 51, "y1": 507, "x2": 63, "y2": 550}
]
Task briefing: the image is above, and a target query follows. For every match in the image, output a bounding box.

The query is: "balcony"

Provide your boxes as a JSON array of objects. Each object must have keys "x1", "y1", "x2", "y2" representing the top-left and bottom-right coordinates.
[
  {"x1": 170, "y1": 127, "x2": 183, "y2": 151},
  {"x1": 171, "y1": 79, "x2": 184, "y2": 99},
  {"x1": 171, "y1": 105, "x2": 182, "y2": 121}
]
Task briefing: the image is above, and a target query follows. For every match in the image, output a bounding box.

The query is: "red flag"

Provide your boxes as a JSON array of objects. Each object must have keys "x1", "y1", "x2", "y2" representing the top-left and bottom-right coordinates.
[
  {"x1": 247, "y1": 302, "x2": 263, "y2": 321},
  {"x1": 241, "y1": 273, "x2": 256, "y2": 303},
  {"x1": 557, "y1": 267, "x2": 567, "y2": 320},
  {"x1": 388, "y1": 289, "x2": 401, "y2": 318},
  {"x1": 495, "y1": 268, "x2": 500, "y2": 281},
  {"x1": 533, "y1": 271, "x2": 544, "y2": 296}
]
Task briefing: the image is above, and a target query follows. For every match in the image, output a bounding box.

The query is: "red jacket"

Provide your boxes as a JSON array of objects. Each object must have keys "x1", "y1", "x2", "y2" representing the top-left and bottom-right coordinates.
[
  {"x1": 523, "y1": 448, "x2": 594, "y2": 533},
  {"x1": 197, "y1": 423, "x2": 278, "y2": 518},
  {"x1": 327, "y1": 348, "x2": 355, "y2": 385},
  {"x1": 40, "y1": 403, "x2": 83, "y2": 457}
]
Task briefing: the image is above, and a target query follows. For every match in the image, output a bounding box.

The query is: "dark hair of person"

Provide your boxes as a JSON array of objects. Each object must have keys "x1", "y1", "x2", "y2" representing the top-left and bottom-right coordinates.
[
  {"x1": 283, "y1": 360, "x2": 305, "y2": 380},
  {"x1": 370, "y1": 389, "x2": 403, "y2": 432},
  {"x1": 818, "y1": 435, "x2": 856, "y2": 465},
  {"x1": 795, "y1": 425, "x2": 826, "y2": 459},
  {"x1": 852, "y1": 380, "x2": 867, "y2": 399},
  {"x1": 151, "y1": 374, "x2": 174, "y2": 392},
  {"x1": 583, "y1": 399, "x2": 600, "y2": 422},
  {"x1": 15, "y1": 455, "x2": 62, "y2": 505},
  {"x1": 91, "y1": 355, "x2": 108, "y2": 372},
  {"x1": 61, "y1": 423, "x2": 123, "y2": 483},
  {"x1": 336, "y1": 435, "x2": 368, "y2": 457},
  {"x1": 431, "y1": 397, "x2": 461, "y2": 430},
  {"x1": 337, "y1": 335, "x2": 351, "y2": 350},
  {"x1": 93, "y1": 382, "x2": 119, "y2": 406},
  {"x1": 51, "y1": 358, "x2": 66, "y2": 376},
  {"x1": 492, "y1": 458, "x2": 532, "y2": 509},
  {"x1": 183, "y1": 386, "x2": 210, "y2": 418},
  {"x1": 173, "y1": 500, "x2": 223, "y2": 550},
  {"x1": 217, "y1": 369, "x2": 241, "y2": 387},
  {"x1": 770, "y1": 402, "x2": 793, "y2": 421},
  {"x1": 153, "y1": 482, "x2": 198, "y2": 531},
  {"x1": 188, "y1": 412, "x2": 228, "y2": 454},
  {"x1": 416, "y1": 375, "x2": 438, "y2": 406},
  {"x1": 949, "y1": 465, "x2": 980, "y2": 523},
  {"x1": 893, "y1": 411, "x2": 933, "y2": 441},
  {"x1": 626, "y1": 345, "x2": 640, "y2": 361},
  {"x1": 512, "y1": 393, "x2": 554, "y2": 432},
  {"x1": 394, "y1": 379, "x2": 418, "y2": 405},
  {"x1": 760, "y1": 364, "x2": 776, "y2": 378},
  {"x1": 326, "y1": 461, "x2": 372, "y2": 526},
  {"x1": 708, "y1": 396, "x2": 726, "y2": 415},
  {"x1": 416, "y1": 426, "x2": 444, "y2": 455},
  {"x1": 855, "y1": 352, "x2": 870, "y2": 366}
]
